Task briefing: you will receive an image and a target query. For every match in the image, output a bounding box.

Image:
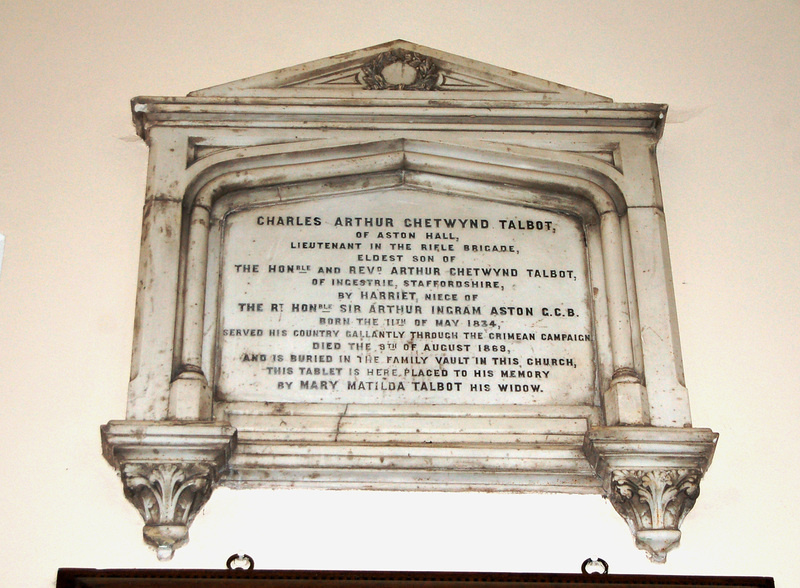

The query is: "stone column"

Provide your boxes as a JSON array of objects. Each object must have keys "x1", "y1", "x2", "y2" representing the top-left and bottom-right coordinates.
[
  {"x1": 599, "y1": 210, "x2": 649, "y2": 426},
  {"x1": 169, "y1": 203, "x2": 213, "y2": 420},
  {"x1": 618, "y1": 137, "x2": 692, "y2": 427},
  {"x1": 126, "y1": 127, "x2": 187, "y2": 421}
]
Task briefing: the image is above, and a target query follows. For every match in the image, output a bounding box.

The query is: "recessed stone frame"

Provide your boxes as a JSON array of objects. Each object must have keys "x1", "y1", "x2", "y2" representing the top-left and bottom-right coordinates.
[
  {"x1": 102, "y1": 40, "x2": 717, "y2": 562},
  {"x1": 180, "y1": 139, "x2": 639, "y2": 421}
]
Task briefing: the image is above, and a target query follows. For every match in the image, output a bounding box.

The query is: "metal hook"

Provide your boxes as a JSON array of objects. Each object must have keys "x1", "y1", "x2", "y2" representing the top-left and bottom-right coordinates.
[
  {"x1": 226, "y1": 553, "x2": 255, "y2": 570},
  {"x1": 581, "y1": 557, "x2": 609, "y2": 575}
]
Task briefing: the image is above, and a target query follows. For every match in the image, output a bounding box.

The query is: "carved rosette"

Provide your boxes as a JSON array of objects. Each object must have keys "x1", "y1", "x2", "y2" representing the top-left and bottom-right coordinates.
[
  {"x1": 121, "y1": 463, "x2": 215, "y2": 560},
  {"x1": 358, "y1": 50, "x2": 443, "y2": 90},
  {"x1": 606, "y1": 468, "x2": 701, "y2": 562},
  {"x1": 583, "y1": 427, "x2": 718, "y2": 563}
]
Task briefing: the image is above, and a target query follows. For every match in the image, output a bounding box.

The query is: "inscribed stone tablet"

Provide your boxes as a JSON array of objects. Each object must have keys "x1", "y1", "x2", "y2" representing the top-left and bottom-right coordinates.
[{"x1": 216, "y1": 189, "x2": 594, "y2": 405}]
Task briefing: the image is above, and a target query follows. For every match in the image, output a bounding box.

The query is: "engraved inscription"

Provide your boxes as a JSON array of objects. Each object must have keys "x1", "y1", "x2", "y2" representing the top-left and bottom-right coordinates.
[{"x1": 216, "y1": 190, "x2": 595, "y2": 405}]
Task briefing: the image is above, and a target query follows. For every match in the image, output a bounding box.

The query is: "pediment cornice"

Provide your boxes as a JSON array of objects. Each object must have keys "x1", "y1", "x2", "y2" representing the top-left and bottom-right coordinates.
[{"x1": 188, "y1": 40, "x2": 611, "y2": 101}]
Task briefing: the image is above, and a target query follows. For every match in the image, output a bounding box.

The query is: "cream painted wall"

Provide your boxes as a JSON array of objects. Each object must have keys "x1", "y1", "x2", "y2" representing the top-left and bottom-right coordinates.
[{"x1": 1, "y1": 1, "x2": 798, "y2": 586}]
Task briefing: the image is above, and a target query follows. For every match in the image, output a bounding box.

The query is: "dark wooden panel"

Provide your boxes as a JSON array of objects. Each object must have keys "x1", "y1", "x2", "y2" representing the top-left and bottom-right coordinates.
[{"x1": 56, "y1": 569, "x2": 775, "y2": 588}]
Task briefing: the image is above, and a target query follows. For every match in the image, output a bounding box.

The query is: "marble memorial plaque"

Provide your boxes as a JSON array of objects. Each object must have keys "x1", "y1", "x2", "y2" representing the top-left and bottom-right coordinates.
[
  {"x1": 216, "y1": 190, "x2": 593, "y2": 406},
  {"x1": 102, "y1": 41, "x2": 719, "y2": 563}
]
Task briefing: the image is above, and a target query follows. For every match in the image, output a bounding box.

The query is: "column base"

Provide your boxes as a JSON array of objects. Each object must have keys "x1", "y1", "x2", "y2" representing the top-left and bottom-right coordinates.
[
  {"x1": 604, "y1": 372, "x2": 650, "y2": 425},
  {"x1": 169, "y1": 370, "x2": 212, "y2": 420}
]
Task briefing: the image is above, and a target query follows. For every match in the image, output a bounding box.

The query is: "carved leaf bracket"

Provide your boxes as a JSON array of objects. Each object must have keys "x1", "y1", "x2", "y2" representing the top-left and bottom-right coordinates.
[
  {"x1": 584, "y1": 427, "x2": 718, "y2": 562},
  {"x1": 102, "y1": 422, "x2": 237, "y2": 560}
]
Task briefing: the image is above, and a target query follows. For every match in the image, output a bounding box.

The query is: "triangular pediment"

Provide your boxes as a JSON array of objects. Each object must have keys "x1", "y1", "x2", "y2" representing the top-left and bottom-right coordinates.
[{"x1": 189, "y1": 40, "x2": 611, "y2": 102}]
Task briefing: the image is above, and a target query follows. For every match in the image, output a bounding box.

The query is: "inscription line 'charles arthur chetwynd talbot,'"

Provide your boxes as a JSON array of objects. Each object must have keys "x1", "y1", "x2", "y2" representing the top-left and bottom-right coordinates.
[{"x1": 101, "y1": 40, "x2": 718, "y2": 563}]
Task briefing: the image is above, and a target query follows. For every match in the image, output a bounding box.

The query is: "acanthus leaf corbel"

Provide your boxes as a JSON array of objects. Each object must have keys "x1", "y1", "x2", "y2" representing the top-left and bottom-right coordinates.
[
  {"x1": 607, "y1": 467, "x2": 701, "y2": 562},
  {"x1": 121, "y1": 461, "x2": 215, "y2": 560},
  {"x1": 583, "y1": 427, "x2": 717, "y2": 563},
  {"x1": 101, "y1": 421, "x2": 237, "y2": 560}
]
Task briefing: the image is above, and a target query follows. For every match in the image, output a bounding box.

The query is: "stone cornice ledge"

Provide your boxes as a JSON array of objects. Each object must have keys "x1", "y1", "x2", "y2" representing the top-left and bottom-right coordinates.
[
  {"x1": 101, "y1": 420, "x2": 237, "y2": 466},
  {"x1": 584, "y1": 427, "x2": 718, "y2": 563},
  {"x1": 101, "y1": 421, "x2": 237, "y2": 560},
  {"x1": 131, "y1": 96, "x2": 668, "y2": 140}
]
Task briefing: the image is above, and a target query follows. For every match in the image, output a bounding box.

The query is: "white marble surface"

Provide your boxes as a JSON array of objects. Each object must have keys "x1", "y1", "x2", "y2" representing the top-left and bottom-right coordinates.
[
  {"x1": 103, "y1": 41, "x2": 718, "y2": 561},
  {"x1": 216, "y1": 190, "x2": 594, "y2": 406}
]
